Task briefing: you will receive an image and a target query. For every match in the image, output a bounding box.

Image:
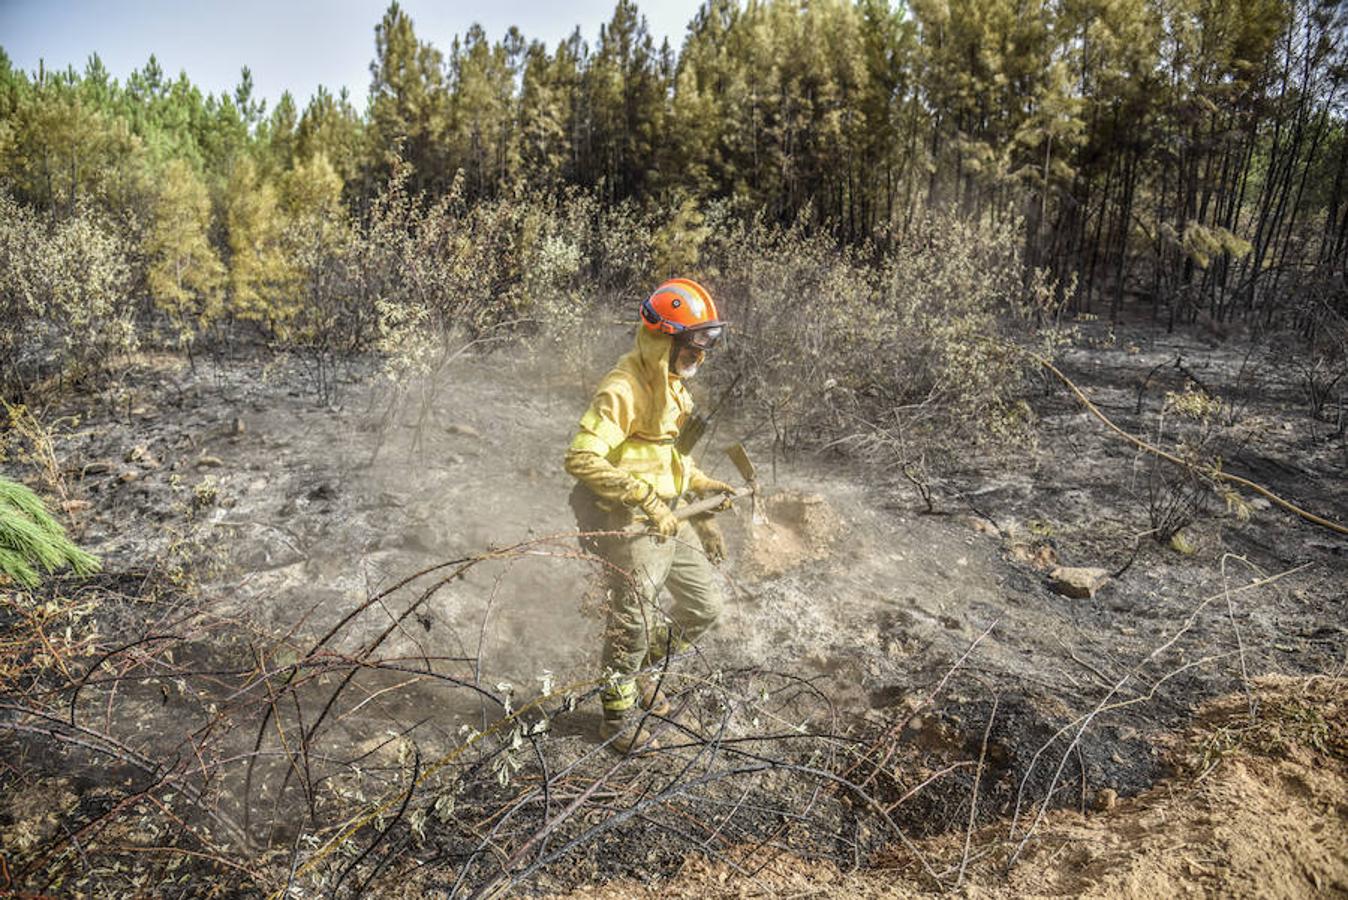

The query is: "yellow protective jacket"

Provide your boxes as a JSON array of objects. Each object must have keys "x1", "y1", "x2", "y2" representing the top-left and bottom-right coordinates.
[{"x1": 565, "y1": 325, "x2": 712, "y2": 505}]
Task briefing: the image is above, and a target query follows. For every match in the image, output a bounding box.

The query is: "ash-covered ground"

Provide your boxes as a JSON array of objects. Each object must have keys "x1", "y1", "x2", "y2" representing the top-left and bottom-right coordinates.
[{"x1": 7, "y1": 321, "x2": 1345, "y2": 894}]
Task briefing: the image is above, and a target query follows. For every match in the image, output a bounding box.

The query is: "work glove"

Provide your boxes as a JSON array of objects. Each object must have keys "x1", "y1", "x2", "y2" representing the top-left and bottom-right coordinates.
[
  {"x1": 687, "y1": 472, "x2": 736, "y2": 511},
  {"x1": 690, "y1": 514, "x2": 727, "y2": 564},
  {"x1": 624, "y1": 483, "x2": 679, "y2": 539}
]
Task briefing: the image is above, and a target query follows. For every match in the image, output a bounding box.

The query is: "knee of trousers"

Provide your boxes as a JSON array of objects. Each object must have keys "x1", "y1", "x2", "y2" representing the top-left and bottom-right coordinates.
[
  {"x1": 676, "y1": 582, "x2": 724, "y2": 635},
  {"x1": 603, "y1": 610, "x2": 651, "y2": 654}
]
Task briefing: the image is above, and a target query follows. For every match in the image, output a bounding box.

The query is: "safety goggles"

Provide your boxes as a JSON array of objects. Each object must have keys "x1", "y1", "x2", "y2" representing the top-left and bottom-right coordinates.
[{"x1": 680, "y1": 324, "x2": 725, "y2": 352}]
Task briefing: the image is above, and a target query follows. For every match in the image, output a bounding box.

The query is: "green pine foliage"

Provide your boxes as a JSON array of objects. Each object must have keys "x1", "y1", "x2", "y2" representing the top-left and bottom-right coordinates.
[
  {"x1": 0, "y1": 477, "x2": 100, "y2": 588},
  {"x1": 0, "y1": 0, "x2": 1343, "y2": 398},
  {"x1": 224, "y1": 155, "x2": 296, "y2": 326},
  {"x1": 145, "y1": 158, "x2": 224, "y2": 344}
]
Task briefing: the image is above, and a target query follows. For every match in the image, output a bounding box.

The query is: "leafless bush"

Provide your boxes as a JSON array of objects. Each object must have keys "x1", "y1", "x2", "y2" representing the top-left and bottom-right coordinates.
[
  {"x1": 3, "y1": 489, "x2": 1306, "y2": 895},
  {"x1": 1135, "y1": 383, "x2": 1269, "y2": 545},
  {"x1": 700, "y1": 211, "x2": 1056, "y2": 472},
  {"x1": 1146, "y1": 459, "x2": 1212, "y2": 545},
  {"x1": 0, "y1": 530, "x2": 983, "y2": 897},
  {"x1": 221, "y1": 161, "x2": 594, "y2": 407},
  {"x1": 0, "y1": 195, "x2": 137, "y2": 398},
  {"x1": 1296, "y1": 303, "x2": 1348, "y2": 438},
  {"x1": 584, "y1": 197, "x2": 655, "y2": 297}
]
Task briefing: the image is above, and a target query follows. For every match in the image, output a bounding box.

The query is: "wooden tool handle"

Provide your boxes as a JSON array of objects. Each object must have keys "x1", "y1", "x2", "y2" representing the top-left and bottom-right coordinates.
[
  {"x1": 674, "y1": 486, "x2": 752, "y2": 520},
  {"x1": 622, "y1": 487, "x2": 751, "y2": 534}
]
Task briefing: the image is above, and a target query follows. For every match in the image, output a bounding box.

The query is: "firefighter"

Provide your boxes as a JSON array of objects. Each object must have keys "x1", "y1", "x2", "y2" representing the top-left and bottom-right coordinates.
[{"x1": 564, "y1": 278, "x2": 734, "y2": 753}]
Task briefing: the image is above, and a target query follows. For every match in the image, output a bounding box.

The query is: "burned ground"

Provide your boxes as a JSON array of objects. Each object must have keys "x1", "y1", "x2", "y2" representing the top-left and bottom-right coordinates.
[{"x1": 1, "y1": 321, "x2": 1344, "y2": 896}]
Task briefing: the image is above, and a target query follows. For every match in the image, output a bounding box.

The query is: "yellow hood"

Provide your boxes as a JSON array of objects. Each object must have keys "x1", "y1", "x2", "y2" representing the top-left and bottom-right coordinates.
[
  {"x1": 629, "y1": 323, "x2": 674, "y2": 383},
  {"x1": 612, "y1": 324, "x2": 686, "y2": 438}
]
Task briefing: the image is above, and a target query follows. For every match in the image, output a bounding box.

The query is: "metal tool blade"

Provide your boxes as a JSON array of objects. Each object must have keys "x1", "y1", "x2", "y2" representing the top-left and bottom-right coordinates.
[
  {"x1": 725, "y1": 443, "x2": 769, "y2": 527},
  {"x1": 726, "y1": 442, "x2": 756, "y2": 482}
]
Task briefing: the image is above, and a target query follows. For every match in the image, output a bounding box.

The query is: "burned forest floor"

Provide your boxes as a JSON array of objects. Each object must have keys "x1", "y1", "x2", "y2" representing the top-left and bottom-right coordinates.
[{"x1": 2, "y1": 319, "x2": 1345, "y2": 898}]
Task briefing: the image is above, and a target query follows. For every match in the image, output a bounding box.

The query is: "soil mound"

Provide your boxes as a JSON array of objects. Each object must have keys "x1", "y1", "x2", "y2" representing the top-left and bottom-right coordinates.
[{"x1": 740, "y1": 490, "x2": 844, "y2": 579}]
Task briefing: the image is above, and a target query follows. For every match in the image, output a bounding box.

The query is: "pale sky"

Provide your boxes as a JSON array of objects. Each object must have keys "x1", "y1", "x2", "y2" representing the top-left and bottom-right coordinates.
[{"x1": 0, "y1": 0, "x2": 705, "y2": 110}]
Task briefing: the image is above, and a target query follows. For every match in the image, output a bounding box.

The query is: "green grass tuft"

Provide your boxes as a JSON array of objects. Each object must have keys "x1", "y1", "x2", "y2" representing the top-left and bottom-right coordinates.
[{"x1": 0, "y1": 477, "x2": 101, "y2": 588}]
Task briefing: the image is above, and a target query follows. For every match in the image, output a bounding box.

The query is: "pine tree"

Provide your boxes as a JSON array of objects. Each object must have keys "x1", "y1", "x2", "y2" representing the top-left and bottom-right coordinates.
[
  {"x1": 280, "y1": 152, "x2": 353, "y2": 367},
  {"x1": 585, "y1": 0, "x2": 665, "y2": 201},
  {"x1": 224, "y1": 155, "x2": 295, "y2": 327},
  {"x1": 517, "y1": 39, "x2": 575, "y2": 190},
  {"x1": 368, "y1": 2, "x2": 451, "y2": 194},
  {"x1": 146, "y1": 159, "x2": 225, "y2": 344},
  {"x1": 3, "y1": 63, "x2": 130, "y2": 213},
  {"x1": 280, "y1": 152, "x2": 344, "y2": 221},
  {"x1": 233, "y1": 65, "x2": 266, "y2": 130},
  {"x1": 197, "y1": 91, "x2": 251, "y2": 178},
  {"x1": 447, "y1": 25, "x2": 519, "y2": 198},
  {"x1": 296, "y1": 86, "x2": 365, "y2": 189},
  {"x1": 262, "y1": 90, "x2": 299, "y2": 175}
]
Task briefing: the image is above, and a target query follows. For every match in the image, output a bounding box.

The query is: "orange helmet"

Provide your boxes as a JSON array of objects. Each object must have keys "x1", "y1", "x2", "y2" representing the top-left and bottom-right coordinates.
[{"x1": 640, "y1": 278, "x2": 726, "y2": 351}]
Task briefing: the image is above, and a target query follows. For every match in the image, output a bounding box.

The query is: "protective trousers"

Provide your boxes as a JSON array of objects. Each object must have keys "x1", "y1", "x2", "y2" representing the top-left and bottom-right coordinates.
[{"x1": 572, "y1": 487, "x2": 722, "y2": 715}]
